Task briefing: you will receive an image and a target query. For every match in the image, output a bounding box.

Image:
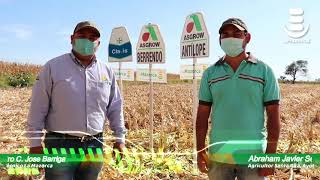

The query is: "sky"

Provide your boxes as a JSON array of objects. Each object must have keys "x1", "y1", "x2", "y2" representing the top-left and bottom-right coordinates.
[{"x1": 1, "y1": 0, "x2": 319, "y2": 80}]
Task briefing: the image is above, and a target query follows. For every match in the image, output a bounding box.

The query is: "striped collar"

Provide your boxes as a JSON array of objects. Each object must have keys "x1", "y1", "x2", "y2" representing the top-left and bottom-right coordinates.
[{"x1": 215, "y1": 52, "x2": 257, "y2": 66}]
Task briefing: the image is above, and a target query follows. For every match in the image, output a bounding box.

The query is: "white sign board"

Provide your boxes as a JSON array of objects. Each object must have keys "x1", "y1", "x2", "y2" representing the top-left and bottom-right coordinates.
[
  {"x1": 180, "y1": 64, "x2": 209, "y2": 80},
  {"x1": 136, "y1": 69, "x2": 167, "y2": 83},
  {"x1": 180, "y1": 12, "x2": 209, "y2": 59},
  {"x1": 136, "y1": 24, "x2": 165, "y2": 64},
  {"x1": 113, "y1": 68, "x2": 134, "y2": 81},
  {"x1": 108, "y1": 27, "x2": 132, "y2": 62}
]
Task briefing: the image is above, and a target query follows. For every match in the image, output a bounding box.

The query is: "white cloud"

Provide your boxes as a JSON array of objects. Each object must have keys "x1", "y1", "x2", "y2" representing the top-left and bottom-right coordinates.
[{"x1": 0, "y1": 24, "x2": 32, "y2": 40}]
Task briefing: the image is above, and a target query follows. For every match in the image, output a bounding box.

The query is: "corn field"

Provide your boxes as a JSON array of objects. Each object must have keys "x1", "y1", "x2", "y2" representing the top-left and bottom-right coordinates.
[
  {"x1": 0, "y1": 61, "x2": 41, "y2": 77},
  {"x1": 0, "y1": 62, "x2": 320, "y2": 179}
]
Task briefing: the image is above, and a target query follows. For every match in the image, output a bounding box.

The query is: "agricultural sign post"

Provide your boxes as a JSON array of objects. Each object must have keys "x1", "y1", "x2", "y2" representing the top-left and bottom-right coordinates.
[
  {"x1": 180, "y1": 12, "x2": 210, "y2": 171},
  {"x1": 112, "y1": 68, "x2": 134, "y2": 81},
  {"x1": 136, "y1": 23, "x2": 166, "y2": 153},
  {"x1": 137, "y1": 24, "x2": 165, "y2": 64},
  {"x1": 108, "y1": 26, "x2": 133, "y2": 94},
  {"x1": 180, "y1": 64, "x2": 209, "y2": 80},
  {"x1": 108, "y1": 27, "x2": 132, "y2": 62},
  {"x1": 136, "y1": 69, "x2": 167, "y2": 83},
  {"x1": 180, "y1": 12, "x2": 209, "y2": 59},
  {"x1": 108, "y1": 26, "x2": 133, "y2": 127}
]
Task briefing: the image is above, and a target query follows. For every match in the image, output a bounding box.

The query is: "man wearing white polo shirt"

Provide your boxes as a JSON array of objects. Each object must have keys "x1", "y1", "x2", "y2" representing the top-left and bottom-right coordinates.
[{"x1": 27, "y1": 21, "x2": 127, "y2": 180}]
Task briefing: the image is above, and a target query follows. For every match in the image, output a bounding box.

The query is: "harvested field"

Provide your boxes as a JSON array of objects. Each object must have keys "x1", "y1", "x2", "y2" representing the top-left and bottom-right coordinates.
[{"x1": 1, "y1": 83, "x2": 320, "y2": 179}]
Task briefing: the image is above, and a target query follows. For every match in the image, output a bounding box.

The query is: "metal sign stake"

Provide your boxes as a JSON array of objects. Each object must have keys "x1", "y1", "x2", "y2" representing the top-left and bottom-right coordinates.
[
  {"x1": 192, "y1": 57, "x2": 198, "y2": 171},
  {"x1": 149, "y1": 63, "x2": 154, "y2": 154}
]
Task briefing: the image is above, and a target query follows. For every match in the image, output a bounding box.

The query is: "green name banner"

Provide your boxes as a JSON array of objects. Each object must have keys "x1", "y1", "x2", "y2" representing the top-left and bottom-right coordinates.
[
  {"x1": 208, "y1": 154, "x2": 320, "y2": 169},
  {"x1": 0, "y1": 154, "x2": 103, "y2": 176},
  {"x1": 1, "y1": 153, "x2": 320, "y2": 176},
  {"x1": 0, "y1": 154, "x2": 104, "y2": 164}
]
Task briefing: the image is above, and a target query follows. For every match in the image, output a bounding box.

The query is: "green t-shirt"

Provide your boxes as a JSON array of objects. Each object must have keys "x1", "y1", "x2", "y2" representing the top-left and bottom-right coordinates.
[{"x1": 199, "y1": 53, "x2": 280, "y2": 162}]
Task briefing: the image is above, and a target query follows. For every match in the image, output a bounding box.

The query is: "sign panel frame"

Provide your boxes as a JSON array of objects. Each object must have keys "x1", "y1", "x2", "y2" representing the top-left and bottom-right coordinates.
[
  {"x1": 136, "y1": 69, "x2": 167, "y2": 83},
  {"x1": 180, "y1": 12, "x2": 209, "y2": 59},
  {"x1": 136, "y1": 24, "x2": 166, "y2": 64},
  {"x1": 112, "y1": 68, "x2": 134, "y2": 81},
  {"x1": 108, "y1": 26, "x2": 132, "y2": 62},
  {"x1": 180, "y1": 64, "x2": 209, "y2": 80}
]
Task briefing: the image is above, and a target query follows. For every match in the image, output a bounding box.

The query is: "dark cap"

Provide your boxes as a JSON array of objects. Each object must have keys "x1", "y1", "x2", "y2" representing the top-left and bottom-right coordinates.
[
  {"x1": 219, "y1": 18, "x2": 248, "y2": 34},
  {"x1": 73, "y1": 21, "x2": 100, "y2": 37}
]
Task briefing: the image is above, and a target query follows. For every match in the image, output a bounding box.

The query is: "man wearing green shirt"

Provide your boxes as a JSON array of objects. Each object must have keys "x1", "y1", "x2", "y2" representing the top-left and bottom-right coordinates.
[{"x1": 196, "y1": 18, "x2": 280, "y2": 179}]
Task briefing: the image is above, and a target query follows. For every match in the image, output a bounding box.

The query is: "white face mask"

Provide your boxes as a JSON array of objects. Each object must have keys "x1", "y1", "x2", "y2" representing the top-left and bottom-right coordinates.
[{"x1": 220, "y1": 38, "x2": 244, "y2": 57}]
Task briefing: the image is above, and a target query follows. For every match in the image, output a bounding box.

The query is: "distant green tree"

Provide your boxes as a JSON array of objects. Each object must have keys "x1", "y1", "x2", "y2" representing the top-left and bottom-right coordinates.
[{"x1": 284, "y1": 60, "x2": 308, "y2": 84}]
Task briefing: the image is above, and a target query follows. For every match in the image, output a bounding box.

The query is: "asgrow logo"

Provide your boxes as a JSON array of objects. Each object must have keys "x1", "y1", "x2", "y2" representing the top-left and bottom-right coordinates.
[
  {"x1": 142, "y1": 26, "x2": 158, "y2": 42},
  {"x1": 186, "y1": 14, "x2": 202, "y2": 33},
  {"x1": 284, "y1": 8, "x2": 310, "y2": 39}
]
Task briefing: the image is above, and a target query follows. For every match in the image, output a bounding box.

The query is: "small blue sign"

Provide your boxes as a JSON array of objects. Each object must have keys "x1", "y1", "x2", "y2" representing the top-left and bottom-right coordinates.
[{"x1": 108, "y1": 42, "x2": 132, "y2": 59}]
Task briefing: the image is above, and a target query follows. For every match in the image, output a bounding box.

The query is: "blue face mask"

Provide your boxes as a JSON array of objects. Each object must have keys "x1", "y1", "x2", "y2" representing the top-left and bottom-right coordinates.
[
  {"x1": 73, "y1": 38, "x2": 97, "y2": 56},
  {"x1": 220, "y1": 38, "x2": 244, "y2": 57}
]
